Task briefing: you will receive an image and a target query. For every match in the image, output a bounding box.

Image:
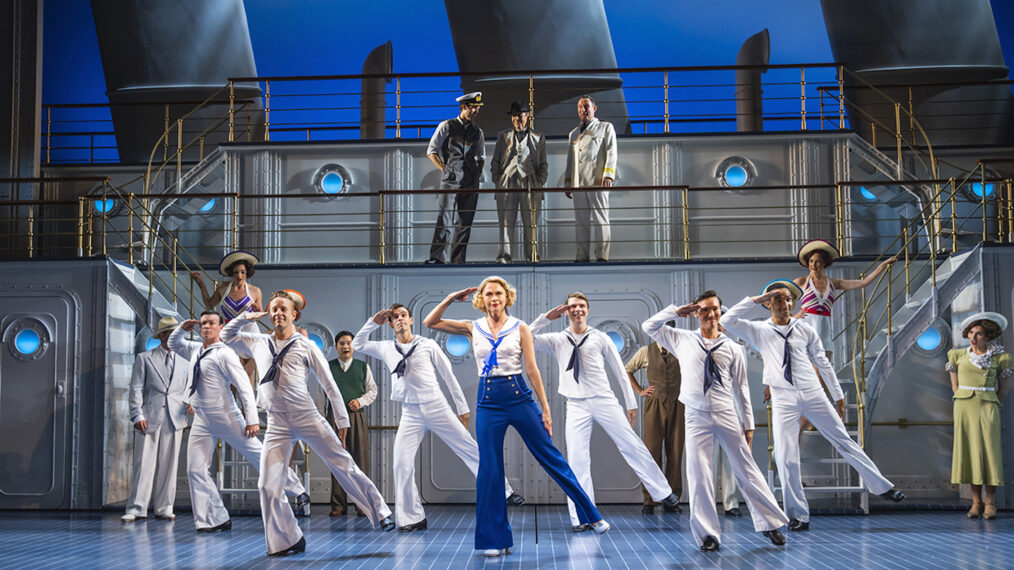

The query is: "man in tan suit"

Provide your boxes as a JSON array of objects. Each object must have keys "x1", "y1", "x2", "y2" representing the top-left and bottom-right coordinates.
[
  {"x1": 122, "y1": 316, "x2": 190, "y2": 522},
  {"x1": 626, "y1": 322, "x2": 684, "y2": 514},
  {"x1": 564, "y1": 95, "x2": 617, "y2": 262}
]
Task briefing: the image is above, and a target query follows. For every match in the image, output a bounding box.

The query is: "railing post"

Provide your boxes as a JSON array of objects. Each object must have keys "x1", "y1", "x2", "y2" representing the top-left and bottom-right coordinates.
[
  {"x1": 837, "y1": 64, "x2": 845, "y2": 129},
  {"x1": 903, "y1": 226, "x2": 910, "y2": 299},
  {"x1": 663, "y1": 70, "x2": 670, "y2": 134},
  {"x1": 232, "y1": 194, "x2": 239, "y2": 250},
  {"x1": 177, "y1": 118, "x2": 183, "y2": 192},
  {"x1": 766, "y1": 402, "x2": 774, "y2": 474},
  {"x1": 163, "y1": 103, "x2": 170, "y2": 162},
  {"x1": 228, "y1": 81, "x2": 235, "y2": 142},
  {"x1": 529, "y1": 74, "x2": 535, "y2": 130},
  {"x1": 27, "y1": 204, "x2": 34, "y2": 258},
  {"x1": 529, "y1": 188, "x2": 539, "y2": 263},
  {"x1": 819, "y1": 89, "x2": 825, "y2": 131},
  {"x1": 681, "y1": 187, "x2": 690, "y2": 260},
  {"x1": 247, "y1": 103, "x2": 252, "y2": 142},
  {"x1": 870, "y1": 123, "x2": 877, "y2": 148},
  {"x1": 101, "y1": 183, "x2": 108, "y2": 256},
  {"x1": 77, "y1": 197, "x2": 85, "y2": 257},
  {"x1": 172, "y1": 235, "x2": 178, "y2": 302},
  {"x1": 378, "y1": 192, "x2": 386, "y2": 265},
  {"x1": 950, "y1": 178, "x2": 958, "y2": 253},
  {"x1": 200, "y1": 136, "x2": 205, "y2": 161},
  {"x1": 128, "y1": 193, "x2": 135, "y2": 265},
  {"x1": 395, "y1": 77, "x2": 401, "y2": 139},
  {"x1": 86, "y1": 201, "x2": 94, "y2": 257},
  {"x1": 981, "y1": 164, "x2": 988, "y2": 243},
  {"x1": 907, "y1": 86, "x2": 915, "y2": 143},
  {"x1": 834, "y1": 183, "x2": 844, "y2": 252},
  {"x1": 264, "y1": 80, "x2": 271, "y2": 142},
  {"x1": 799, "y1": 67, "x2": 807, "y2": 130},
  {"x1": 1008, "y1": 180, "x2": 1013, "y2": 243},
  {"x1": 46, "y1": 106, "x2": 51, "y2": 164},
  {"x1": 893, "y1": 103, "x2": 902, "y2": 179},
  {"x1": 886, "y1": 264, "x2": 892, "y2": 336},
  {"x1": 90, "y1": 134, "x2": 95, "y2": 164}
]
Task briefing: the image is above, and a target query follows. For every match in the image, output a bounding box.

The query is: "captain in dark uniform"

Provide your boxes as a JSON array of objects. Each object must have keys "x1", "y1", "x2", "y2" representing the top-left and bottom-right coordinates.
[{"x1": 425, "y1": 92, "x2": 486, "y2": 264}]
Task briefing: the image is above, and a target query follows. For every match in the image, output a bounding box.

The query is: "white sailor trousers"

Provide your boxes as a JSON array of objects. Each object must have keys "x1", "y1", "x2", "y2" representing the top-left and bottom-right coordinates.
[
  {"x1": 564, "y1": 396, "x2": 672, "y2": 526},
  {"x1": 770, "y1": 387, "x2": 893, "y2": 523},
  {"x1": 573, "y1": 190, "x2": 610, "y2": 261},
  {"x1": 125, "y1": 419, "x2": 183, "y2": 517},
  {"x1": 713, "y1": 442, "x2": 742, "y2": 511},
  {"x1": 393, "y1": 399, "x2": 514, "y2": 526},
  {"x1": 259, "y1": 409, "x2": 391, "y2": 554},
  {"x1": 187, "y1": 406, "x2": 306, "y2": 530},
  {"x1": 685, "y1": 406, "x2": 788, "y2": 546}
]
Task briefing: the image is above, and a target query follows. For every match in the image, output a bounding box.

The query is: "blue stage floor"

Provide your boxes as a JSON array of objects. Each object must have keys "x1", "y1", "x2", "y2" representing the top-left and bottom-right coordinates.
[{"x1": 0, "y1": 505, "x2": 1009, "y2": 569}]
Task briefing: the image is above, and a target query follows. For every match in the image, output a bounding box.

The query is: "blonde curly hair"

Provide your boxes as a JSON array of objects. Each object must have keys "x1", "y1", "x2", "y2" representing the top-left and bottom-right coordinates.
[{"x1": 472, "y1": 276, "x2": 517, "y2": 313}]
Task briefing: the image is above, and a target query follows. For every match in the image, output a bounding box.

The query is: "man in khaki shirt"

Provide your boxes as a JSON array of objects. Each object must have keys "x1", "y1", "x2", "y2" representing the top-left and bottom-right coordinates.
[{"x1": 626, "y1": 322, "x2": 684, "y2": 514}]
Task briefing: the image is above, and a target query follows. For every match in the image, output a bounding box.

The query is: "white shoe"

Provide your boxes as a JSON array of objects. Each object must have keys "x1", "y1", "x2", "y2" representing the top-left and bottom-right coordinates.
[
  {"x1": 154, "y1": 513, "x2": 175, "y2": 520},
  {"x1": 592, "y1": 519, "x2": 611, "y2": 534},
  {"x1": 483, "y1": 548, "x2": 508, "y2": 557},
  {"x1": 121, "y1": 514, "x2": 144, "y2": 523}
]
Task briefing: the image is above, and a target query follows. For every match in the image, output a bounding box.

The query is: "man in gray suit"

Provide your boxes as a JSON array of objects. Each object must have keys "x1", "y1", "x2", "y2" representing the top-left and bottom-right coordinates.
[
  {"x1": 122, "y1": 316, "x2": 190, "y2": 522},
  {"x1": 490, "y1": 101, "x2": 548, "y2": 263}
]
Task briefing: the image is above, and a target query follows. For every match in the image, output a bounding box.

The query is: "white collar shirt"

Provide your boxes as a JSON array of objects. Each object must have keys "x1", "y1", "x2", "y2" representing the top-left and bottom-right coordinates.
[
  {"x1": 352, "y1": 320, "x2": 469, "y2": 414},
  {"x1": 530, "y1": 314, "x2": 637, "y2": 409},
  {"x1": 221, "y1": 318, "x2": 349, "y2": 428},
  {"x1": 169, "y1": 327, "x2": 258, "y2": 425},
  {"x1": 720, "y1": 296, "x2": 844, "y2": 402},
  {"x1": 642, "y1": 305, "x2": 753, "y2": 428}
]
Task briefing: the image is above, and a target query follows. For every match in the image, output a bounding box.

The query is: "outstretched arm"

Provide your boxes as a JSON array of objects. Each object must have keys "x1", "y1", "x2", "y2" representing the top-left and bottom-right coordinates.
[
  {"x1": 423, "y1": 288, "x2": 477, "y2": 335},
  {"x1": 835, "y1": 256, "x2": 898, "y2": 291}
]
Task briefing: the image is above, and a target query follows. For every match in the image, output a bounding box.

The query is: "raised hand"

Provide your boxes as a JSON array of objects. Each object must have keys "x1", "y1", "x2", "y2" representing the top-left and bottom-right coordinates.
[
  {"x1": 243, "y1": 311, "x2": 268, "y2": 321},
  {"x1": 190, "y1": 271, "x2": 204, "y2": 283},
  {"x1": 372, "y1": 308, "x2": 393, "y2": 325},
  {"x1": 451, "y1": 287, "x2": 479, "y2": 302},
  {"x1": 674, "y1": 303, "x2": 700, "y2": 317},
  {"x1": 180, "y1": 319, "x2": 199, "y2": 332},
  {"x1": 545, "y1": 303, "x2": 571, "y2": 320},
  {"x1": 753, "y1": 290, "x2": 785, "y2": 305}
]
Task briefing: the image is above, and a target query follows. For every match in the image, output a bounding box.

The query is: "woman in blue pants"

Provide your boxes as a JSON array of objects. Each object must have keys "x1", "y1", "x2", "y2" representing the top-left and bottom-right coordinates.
[{"x1": 424, "y1": 276, "x2": 610, "y2": 557}]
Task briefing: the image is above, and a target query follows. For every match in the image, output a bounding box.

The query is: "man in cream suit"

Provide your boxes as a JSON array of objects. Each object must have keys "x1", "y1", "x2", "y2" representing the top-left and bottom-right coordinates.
[
  {"x1": 122, "y1": 316, "x2": 190, "y2": 522},
  {"x1": 565, "y1": 95, "x2": 617, "y2": 262},
  {"x1": 490, "y1": 101, "x2": 548, "y2": 263}
]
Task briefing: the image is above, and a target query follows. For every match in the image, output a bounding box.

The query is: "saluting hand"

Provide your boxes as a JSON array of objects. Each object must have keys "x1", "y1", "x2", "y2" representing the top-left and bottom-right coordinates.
[
  {"x1": 545, "y1": 303, "x2": 571, "y2": 321},
  {"x1": 243, "y1": 311, "x2": 268, "y2": 321},
  {"x1": 674, "y1": 303, "x2": 699, "y2": 318},
  {"x1": 450, "y1": 287, "x2": 479, "y2": 302},
  {"x1": 372, "y1": 308, "x2": 393, "y2": 325},
  {"x1": 752, "y1": 290, "x2": 786, "y2": 306},
  {"x1": 180, "y1": 319, "x2": 199, "y2": 332}
]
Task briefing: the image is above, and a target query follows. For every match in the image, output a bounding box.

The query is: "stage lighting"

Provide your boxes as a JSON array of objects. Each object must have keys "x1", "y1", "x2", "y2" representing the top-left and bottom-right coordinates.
[
  {"x1": 715, "y1": 156, "x2": 757, "y2": 189},
  {"x1": 313, "y1": 164, "x2": 353, "y2": 196}
]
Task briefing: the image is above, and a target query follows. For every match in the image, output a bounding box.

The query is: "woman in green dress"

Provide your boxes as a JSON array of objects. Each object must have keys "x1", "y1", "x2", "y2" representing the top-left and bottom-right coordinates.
[{"x1": 947, "y1": 312, "x2": 1011, "y2": 520}]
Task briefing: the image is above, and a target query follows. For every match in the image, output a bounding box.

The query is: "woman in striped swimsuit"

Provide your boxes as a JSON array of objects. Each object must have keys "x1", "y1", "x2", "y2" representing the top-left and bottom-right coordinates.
[{"x1": 192, "y1": 251, "x2": 264, "y2": 383}]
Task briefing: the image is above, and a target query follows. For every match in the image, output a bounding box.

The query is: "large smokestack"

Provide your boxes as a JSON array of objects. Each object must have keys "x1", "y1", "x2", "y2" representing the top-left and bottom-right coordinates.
[
  {"x1": 735, "y1": 29, "x2": 770, "y2": 132},
  {"x1": 360, "y1": 41, "x2": 393, "y2": 140}
]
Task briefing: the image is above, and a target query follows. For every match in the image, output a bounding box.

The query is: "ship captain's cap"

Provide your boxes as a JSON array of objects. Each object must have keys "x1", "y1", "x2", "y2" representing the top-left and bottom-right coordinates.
[{"x1": 456, "y1": 92, "x2": 484, "y2": 106}]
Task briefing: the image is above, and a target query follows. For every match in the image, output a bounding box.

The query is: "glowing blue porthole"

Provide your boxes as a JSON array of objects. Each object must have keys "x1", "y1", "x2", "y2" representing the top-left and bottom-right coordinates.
[
  {"x1": 715, "y1": 156, "x2": 757, "y2": 190},
  {"x1": 916, "y1": 328, "x2": 941, "y2": 351},
  {"x1": 145, "y1": 336, "x2": 162, "y2": 351},
  {"x1": 971, "y1": 182, "x2": 996, "y2": 199},
  {"x1": 859, "y1": 186, "x2": 877, "y2": 201},
  {"x1": 14, "y1": 330, "x2": 41, "y2": 355},
  {"x1": 312, "y1": 163, "x2": 353, "y2": 197},
  {"x1": 308, "y1": 333, "x2": 325, "y2": 352},
  {"x1": 321, "y1": 172, "x2": 344, "y2": 194},
  {"x1": 93, "y1": 198, "x2": 116, "y2": 214},
  {"x1": 199, "y1": 198, "x2": 217, "y2": 213},
  {"x1": 606, "y1": 331, "x2": 625, "y2": 354},
  {"x1": 446, "y1": 334, "x2": 471, "y2": 357},
  {"x1": 724, "y1": 165, "x2": 748, "y2": 187}
]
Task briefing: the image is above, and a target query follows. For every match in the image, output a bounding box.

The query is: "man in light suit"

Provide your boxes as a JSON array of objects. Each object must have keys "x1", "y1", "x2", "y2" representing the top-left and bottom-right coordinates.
[
  {"x1": 122, "y1": 316, "x2": 190, "y2": 522},
  {"x1": 490, "y1": 101, "x2": 548, "y2": 263},
  {"x1": 565, "y1": 95, "x2": 617, "y2": 262}
]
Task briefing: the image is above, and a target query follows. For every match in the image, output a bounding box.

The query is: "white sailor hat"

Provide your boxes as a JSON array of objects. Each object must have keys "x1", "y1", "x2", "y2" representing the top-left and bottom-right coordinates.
[
  {"x1": 960, "y1": 312, "x2": 1008, "y2": 334},
  {"x1": 456, "y1": 92, "x2": 484, "y2": 106},
  {"x1": 219, "y1": 250, "x2": 260, "y2": 277},
  {"x1": 154, "y1": 316, "x2": 179, "y2": 335},
  {"x1": 761, "y1": 279, "x2": 804, "y2": 302},
  {"x1": 284, "y1": 289, "x2": 307, "y2": 312},
  {"x1": 797, "y1": 239, "x2": 840, "y2": 267}
]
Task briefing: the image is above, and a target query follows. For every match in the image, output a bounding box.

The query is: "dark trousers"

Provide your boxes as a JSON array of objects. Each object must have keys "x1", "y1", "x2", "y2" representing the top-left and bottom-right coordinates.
[
  {"x1": 430, "y1": 190, "x2": 479, "y2": 263},
  {"x1": 325, "y1": 408, "x2": 370, "y2": 512},
  {"x1": 641, "y1": 396, "x2": 685, "y2": 503},
  {"x1": 475, "y1": 375, "x2": 600, "y2": 550}
]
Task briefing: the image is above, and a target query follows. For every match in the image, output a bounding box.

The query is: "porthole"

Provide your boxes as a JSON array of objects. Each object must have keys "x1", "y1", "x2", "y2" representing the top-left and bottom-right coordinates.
[
  {"x1": 913, "y1": 318, "x2": 950, "y2": 357},
  {"x1": 4, "y1": 318, "x2": 51, "y2": 361},
  {"x1": 715, "y1": 156, "x2": 757, "y2": 189},
  {"x1": 858, "y1": 186, "x2": 877, "y2": 201},
  {"x1": 302, "y1": 322, "x2": 334, "y2": 357},
  {"x1": 313, "y1": 164, "x2": 353, "y2": 197},
  {"x1": 596, "y1": 319, "x2": 638, "y2": 361},
  {"x1": 446, "y1": 334, "x2": 472, "y2": 357}
]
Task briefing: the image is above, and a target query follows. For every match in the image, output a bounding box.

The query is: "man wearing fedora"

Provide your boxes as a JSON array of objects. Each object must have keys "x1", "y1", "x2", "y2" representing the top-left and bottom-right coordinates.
[
  {"x1": 122, "y1": 316, "x2": 191, "y2": 523},
  {"x1": 490, "y1": 101, "x2": 548, "y2": 263},
  {"x1": 565, "y1": 95, "x2": 617, "y2": 262},
  {"x1": 720, "y1": 281, "x2": 905, "y2": 532},
  {"x1": 426, "y1": 92, "x2": 486, "y2": 265}
]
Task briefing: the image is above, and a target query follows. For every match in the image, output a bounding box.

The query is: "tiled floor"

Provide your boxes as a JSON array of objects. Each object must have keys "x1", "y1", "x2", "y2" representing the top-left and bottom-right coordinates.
[{"x1": 0, "y1": 505, "x2": 1010, "y2": 569}]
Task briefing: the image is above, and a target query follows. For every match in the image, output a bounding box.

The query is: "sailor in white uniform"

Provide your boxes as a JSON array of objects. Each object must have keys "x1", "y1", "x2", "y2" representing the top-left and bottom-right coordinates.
[
  {"x1": 352, "y1": 304, "x2": 523, "y2": 531},
  {"x1": 530, "y1": 292, "x2": 679, "y2": 530},
  {"x1": 643, "y1": 291, "x2": 788, "y2": 551},
  {"x1": 122, "y1": 316, "x2": 190, "y2": 523},
  {"x1": 222, "y1": 291, "x2": 394, "y2": 556},
  {"x1": 169, "y1": 311, "x2": 308, "y2": 532},
  {"x1": 719, "y1": 280, "x2": 905, "y2": 532},
  {"x1": 564, "y1": 95, "x2": 617, "y2": 262}
]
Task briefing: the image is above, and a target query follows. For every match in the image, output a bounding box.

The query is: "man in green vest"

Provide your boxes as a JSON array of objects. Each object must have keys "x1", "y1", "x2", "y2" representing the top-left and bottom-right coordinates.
[
  {"x1": 626, "y1": 321, "x2": 685, "y2": 515},
  {"x1": 326, "y1": 330, "x2": 378, "y2": 516}
]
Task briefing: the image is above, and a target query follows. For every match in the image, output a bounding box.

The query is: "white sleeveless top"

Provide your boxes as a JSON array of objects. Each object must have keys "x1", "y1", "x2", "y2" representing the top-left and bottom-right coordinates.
[{"x1": 472, "y1": 316, "x2": 524, "y2": 377}]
